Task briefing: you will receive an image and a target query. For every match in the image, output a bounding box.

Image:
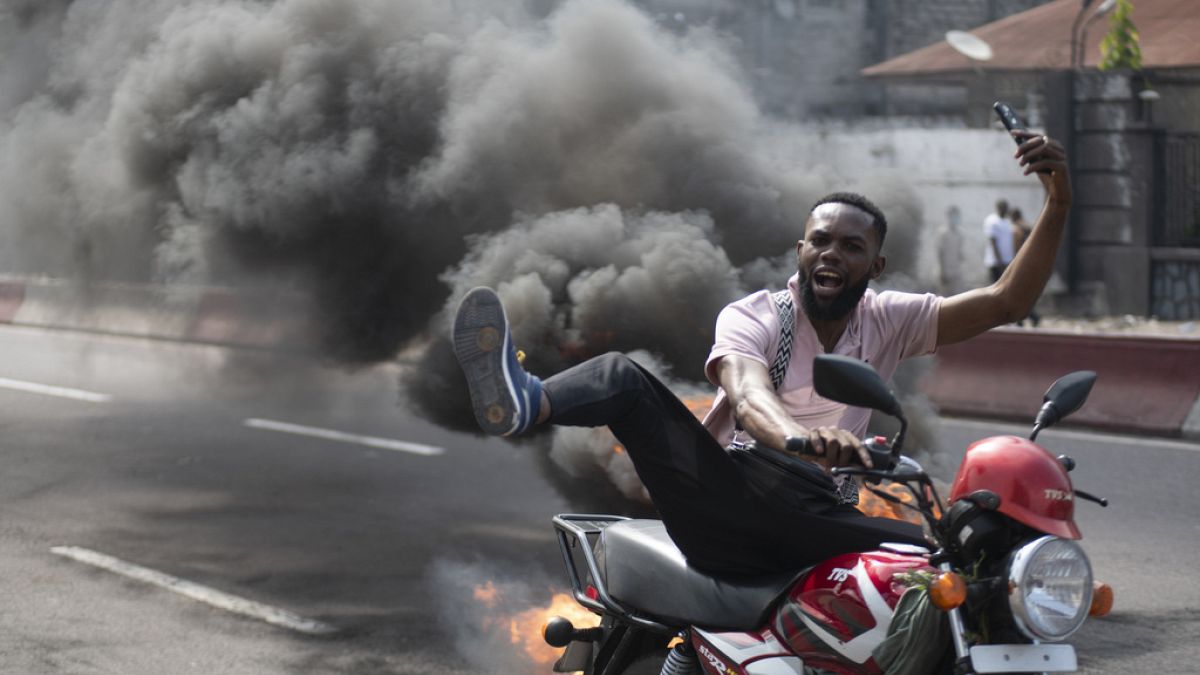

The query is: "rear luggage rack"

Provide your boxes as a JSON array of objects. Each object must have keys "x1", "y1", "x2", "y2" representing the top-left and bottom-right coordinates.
[{"x1": 552, "y1": 514, "x2": 675, "y2": 633}]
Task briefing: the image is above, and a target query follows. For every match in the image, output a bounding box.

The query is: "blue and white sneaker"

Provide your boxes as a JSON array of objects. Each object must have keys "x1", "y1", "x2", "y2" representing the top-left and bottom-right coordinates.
[{"x1": 452, "y1": 287, "x2": 543, "y2": 436}]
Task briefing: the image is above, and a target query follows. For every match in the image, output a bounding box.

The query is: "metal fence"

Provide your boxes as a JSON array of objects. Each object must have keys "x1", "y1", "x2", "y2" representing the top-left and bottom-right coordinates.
[
  {"x1": 1157, "y1": 132, "x2": 1200, "y2": 248},
  {"x1": 1151, "y1": 132, "x2": 1200, "y2": 319}
]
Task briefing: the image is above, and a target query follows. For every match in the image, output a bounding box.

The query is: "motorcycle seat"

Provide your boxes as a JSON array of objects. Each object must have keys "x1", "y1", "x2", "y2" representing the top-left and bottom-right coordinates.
[{"x1": 599, "y1": 519, "x2": 803, "y2": 631}]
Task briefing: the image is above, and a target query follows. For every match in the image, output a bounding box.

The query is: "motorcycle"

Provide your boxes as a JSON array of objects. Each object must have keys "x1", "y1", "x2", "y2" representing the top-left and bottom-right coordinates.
[{"x1": 542, "y1": 354, "x2": 1110, "y2": 674}]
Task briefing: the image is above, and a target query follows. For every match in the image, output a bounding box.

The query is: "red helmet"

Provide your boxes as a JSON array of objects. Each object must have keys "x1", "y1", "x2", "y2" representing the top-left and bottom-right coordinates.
[{"x1": 949, "y1": 436, "x2": 1080, "y2": 540}]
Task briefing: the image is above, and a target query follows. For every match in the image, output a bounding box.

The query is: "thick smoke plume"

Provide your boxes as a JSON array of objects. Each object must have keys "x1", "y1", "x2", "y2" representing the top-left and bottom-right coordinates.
[
  {"x1": 1, "y1": 0, "x2": 944, "y2": 493},
  {"x1": 0, "y1": 0, "x2": 817, "y2": 360}
]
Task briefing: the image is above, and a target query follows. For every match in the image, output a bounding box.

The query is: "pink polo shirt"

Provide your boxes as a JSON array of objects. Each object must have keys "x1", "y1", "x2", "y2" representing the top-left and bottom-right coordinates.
[{"x1": 702, "y1": 274, "x2": 941, "y2": 446}]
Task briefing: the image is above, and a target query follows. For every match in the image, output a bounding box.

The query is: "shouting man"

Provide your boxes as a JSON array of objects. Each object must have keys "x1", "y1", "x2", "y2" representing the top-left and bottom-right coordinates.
[{"x1": 451, "y1": 129, "x2": 1070, "y2": 575}]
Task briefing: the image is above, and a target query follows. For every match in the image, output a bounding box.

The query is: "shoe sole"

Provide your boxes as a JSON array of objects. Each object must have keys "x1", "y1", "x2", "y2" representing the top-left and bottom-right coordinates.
[{"x1": 452, "y1": 288, "x2": 521, "y2": 436}]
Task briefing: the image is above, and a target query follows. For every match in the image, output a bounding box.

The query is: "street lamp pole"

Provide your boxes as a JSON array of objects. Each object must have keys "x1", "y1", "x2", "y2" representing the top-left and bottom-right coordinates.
[
  {"x1": 1070, "y1": 0, "x2": 1096, "y2": 70},
  {"x1": 1072, "y1": 0, "x2": 1116, "y2": 69}
]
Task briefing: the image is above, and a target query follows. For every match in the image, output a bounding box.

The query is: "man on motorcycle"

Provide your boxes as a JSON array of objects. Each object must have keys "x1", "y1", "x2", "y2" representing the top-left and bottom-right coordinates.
[{"x1": 452, "y1": 129, "x2": 1070, "y2": 576}]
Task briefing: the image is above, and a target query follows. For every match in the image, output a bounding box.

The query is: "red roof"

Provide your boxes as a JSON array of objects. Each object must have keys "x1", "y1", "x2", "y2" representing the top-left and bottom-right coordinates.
[{"x1": 862, "y1": 0, "x2": 1200, "y2": 78}]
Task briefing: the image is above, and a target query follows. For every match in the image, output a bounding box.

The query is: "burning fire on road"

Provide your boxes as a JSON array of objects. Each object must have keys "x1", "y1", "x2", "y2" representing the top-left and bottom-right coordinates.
[{"x1": 473, "y1": 581, "x2": 601, "y2": 670}]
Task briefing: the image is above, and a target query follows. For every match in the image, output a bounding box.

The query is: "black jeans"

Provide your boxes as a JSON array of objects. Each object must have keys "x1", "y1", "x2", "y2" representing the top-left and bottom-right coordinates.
[{"x1": 543, "y1": 352, "x2": 926, "y2": 576}]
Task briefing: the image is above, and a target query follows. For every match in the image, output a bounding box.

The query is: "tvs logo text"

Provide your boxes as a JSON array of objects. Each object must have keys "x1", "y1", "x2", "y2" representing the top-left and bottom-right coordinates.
[{"x1": 1044, "y1": 489, "x2": 1073, "y2": 501}]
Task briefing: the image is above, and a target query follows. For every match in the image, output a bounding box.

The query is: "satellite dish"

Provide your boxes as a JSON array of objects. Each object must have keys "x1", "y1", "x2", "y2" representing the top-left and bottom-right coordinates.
[{"x1": 946, "y1": 30, "x2": 994, "y2": 62}]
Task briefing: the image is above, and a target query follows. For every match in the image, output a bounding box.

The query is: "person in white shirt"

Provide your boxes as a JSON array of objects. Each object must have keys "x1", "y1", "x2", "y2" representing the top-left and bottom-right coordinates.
[{"x1": 983, "y1": 199, "x2": 1015, "y2": 282}]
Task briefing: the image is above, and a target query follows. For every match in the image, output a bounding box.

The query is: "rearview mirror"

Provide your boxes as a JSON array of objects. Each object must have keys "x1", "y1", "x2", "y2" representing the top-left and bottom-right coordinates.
[
  {"x1": 1027, "y1": 369, "x2": 1099, "y2": 439},
  {"x1": 1043, "y1": 370, "x2": 1097, "y2": 418},
  {"x1": 1032, "y1": 371, "x2": 1097, "y2": 437},
  {"x1": 812, "y1": 355, "x2": 902, "y2": 418}
]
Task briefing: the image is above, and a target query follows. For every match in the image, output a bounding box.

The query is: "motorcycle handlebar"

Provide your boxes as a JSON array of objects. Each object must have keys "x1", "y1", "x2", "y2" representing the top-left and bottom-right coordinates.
[
  {"x1": 778, "y1": 435, "x2": 898, "y2": 472},
  {"x1": 784, "y1": 436, "x2": 812, "y2": 456}
]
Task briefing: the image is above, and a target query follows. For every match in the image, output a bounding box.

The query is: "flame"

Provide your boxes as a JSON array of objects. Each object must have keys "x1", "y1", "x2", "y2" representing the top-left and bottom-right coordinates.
[
  {"x1": 473, "y1": 585, "x2": 602, "y2": 668},
  {"x1": 681, "y1": 394, "x2": 716, "y2": 417},
  {"x1": 510, "y1": 593, "x2": 601, "y2": 666},
  {"x1": 857, "y1": 482, "x2": 942, "y2": 524},
  {"x1": 474, "y1": 580, "x2": 500, "y2": 607}
]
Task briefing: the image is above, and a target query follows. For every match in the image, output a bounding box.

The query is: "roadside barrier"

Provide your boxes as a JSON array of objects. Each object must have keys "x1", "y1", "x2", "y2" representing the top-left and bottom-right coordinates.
[
  {"x1": 921, "y1": 328, "x2": 1200, "y2": 440},
  {"x1": 0, "y1": 277, "x2": 311, "y2": 351},
  {"x1": 2, "y1": 276, "x2": 1197, "y2": 439},
  {"x1": 0, "y1": 281, "x2": 23, "y2": 323}
]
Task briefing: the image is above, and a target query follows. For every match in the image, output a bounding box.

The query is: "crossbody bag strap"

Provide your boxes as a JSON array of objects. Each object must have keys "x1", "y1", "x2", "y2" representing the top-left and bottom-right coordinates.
[
  {"x1": 767, "y1": 288, "x2": 859, "y2": 506},
  {"x1": 768, "y1": 289, "x2": 794, "y2": 391}
]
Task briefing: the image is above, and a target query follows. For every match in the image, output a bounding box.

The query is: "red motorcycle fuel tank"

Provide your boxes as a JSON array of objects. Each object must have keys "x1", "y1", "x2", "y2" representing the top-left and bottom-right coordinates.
[
  {"x1": 768, "y1": 548, "x2": 932, "y2": 673},
  {"x1": 949, "y1": 435, "x2": 1080, "y2": 539}
]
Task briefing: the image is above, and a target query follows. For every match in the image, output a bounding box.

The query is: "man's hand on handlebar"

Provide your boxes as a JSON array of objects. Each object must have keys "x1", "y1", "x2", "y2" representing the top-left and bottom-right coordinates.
[{"x1": 787, "y1": 426, "x2": 873, "y2": 472}]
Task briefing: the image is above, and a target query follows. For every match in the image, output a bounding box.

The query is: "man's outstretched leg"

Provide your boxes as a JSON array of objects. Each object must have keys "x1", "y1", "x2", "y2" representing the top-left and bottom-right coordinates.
[
  {"x1": 451, "y1": 287, "x2": 926, "y2": 575},
  {"x1": 453, "y1": 287, "x2": 550, "y2": 436},
  {"x1": 451, "y1": 288, "x2": 772, "y2": 568}
]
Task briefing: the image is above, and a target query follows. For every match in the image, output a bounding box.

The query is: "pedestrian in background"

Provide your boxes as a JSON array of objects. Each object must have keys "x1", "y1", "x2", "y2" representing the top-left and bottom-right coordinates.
[
  {"x1": 937, "y1": 205, "x2": 964, "y2": 295},
  {"x1": 983, "y1": 198, "x2": 1014, "y2": 282}
]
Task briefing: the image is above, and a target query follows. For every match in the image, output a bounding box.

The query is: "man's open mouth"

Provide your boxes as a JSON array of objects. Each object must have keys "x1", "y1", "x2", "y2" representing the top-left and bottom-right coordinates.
[{"x1": 812, "y1": 268, "x2": 845, "y2": 293}]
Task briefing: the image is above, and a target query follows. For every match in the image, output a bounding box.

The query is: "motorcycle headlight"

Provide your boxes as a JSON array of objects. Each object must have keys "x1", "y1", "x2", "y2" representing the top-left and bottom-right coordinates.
[{"x1": 1007, "y1": 536, "x2": 1093, "y2": 641}]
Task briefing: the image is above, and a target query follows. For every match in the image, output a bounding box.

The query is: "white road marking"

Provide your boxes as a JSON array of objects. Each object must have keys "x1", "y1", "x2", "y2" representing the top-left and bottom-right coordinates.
[
  {"x1": 243, "y1": 418, "x2": 444, "y2": 456},
  {"x1": 0, "y1": 376, "x2": 111, "y2": 402},
  {"x1": 50, "y1": 546, "x2": 337, "y2": 635}
]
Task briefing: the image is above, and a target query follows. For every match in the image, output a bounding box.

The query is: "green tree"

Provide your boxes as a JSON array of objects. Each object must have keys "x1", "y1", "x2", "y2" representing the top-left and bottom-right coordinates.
[{"x1": 1099, "y1": 0, "x2": 1143, "y2": 71}]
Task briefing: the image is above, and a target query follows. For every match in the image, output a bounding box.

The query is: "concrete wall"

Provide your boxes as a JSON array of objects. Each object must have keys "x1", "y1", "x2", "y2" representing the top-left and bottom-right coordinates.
[
  {"x1": 633, "y1": 0, "x2": 1054, "y2": 120},
  {"x1": 882, "y1": 0, "x2": 1052, "y2": 56},
  {"x1": 1072, "y1": 71, "x2": 1160, "y2": 317}
]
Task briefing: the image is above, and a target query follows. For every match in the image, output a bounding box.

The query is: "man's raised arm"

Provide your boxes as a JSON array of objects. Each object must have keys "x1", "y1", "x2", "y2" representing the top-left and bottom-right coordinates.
[{"x1": 937, "y1": 130, "x2": 1072, "y2": 346}]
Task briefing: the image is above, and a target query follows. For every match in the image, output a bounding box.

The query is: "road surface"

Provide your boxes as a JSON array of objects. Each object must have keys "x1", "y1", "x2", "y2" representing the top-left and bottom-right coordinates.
[{"x1": 0, "y1": 324, "x2": 1195, "y2": 673}]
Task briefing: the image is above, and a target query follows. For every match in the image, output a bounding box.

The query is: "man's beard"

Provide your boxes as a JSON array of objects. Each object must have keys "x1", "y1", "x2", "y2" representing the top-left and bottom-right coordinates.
[{"x1": 798, "y1": 267, "x2": 871, "y2": 321}]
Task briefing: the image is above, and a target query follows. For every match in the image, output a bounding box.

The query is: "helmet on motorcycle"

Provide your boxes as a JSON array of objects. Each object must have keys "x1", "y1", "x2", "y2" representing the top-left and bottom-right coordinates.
[{"x1": 949, "y1": 436, "x2": 1080, "y2": 540}]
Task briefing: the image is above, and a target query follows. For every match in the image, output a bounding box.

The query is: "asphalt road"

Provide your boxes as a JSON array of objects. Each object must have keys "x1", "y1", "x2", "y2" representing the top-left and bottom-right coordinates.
[{"x1": 0, "y1": 324, "x2": 1196, "y2": 674}]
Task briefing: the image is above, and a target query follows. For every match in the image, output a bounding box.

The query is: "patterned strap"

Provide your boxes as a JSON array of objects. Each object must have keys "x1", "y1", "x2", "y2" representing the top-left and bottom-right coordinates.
[
  {"x1": 768, "y1": 290, "x2": 794, "y2": 391},
  {"x1": 734, "y1": 290, "x2": 793, "y2": 435},
  {"x1": 835, "y1": 474, "x2": 860, "y2": 506},
  {"x1": 768, "y1": 289, "x2": 859, "y2": 506}
]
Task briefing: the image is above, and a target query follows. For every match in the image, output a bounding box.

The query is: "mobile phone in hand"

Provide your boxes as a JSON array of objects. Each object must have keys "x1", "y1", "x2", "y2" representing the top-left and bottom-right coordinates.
[{"x1": 992, "y1": 101, "x2": 1027, "y2": 146}]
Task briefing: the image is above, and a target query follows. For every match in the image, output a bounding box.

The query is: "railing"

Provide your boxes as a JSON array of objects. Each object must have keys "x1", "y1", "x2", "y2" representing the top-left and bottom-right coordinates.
[
  {"x1": 1152, "y1": 132, "x2": 1200, "y2": 319},
  {"x1": 1156, "y1": 132, "x2": 1200, "y2": 248}
]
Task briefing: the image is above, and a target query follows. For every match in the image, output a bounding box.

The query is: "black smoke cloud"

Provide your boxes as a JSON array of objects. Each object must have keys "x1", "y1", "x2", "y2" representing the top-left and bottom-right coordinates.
[
  {"x1": 443, "y1": 206, "x2": 741, "y2": 374},
  {"x1": 0, "y1": 0, "x2": 929, "y2": 430}
]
